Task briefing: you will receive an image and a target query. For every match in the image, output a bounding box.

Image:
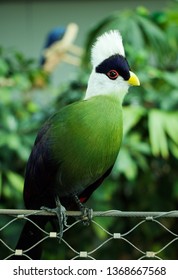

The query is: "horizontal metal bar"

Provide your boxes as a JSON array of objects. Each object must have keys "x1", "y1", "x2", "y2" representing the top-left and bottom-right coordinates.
[{"x1": 0, "y1": 209, "x2": 178, "y2": 218}]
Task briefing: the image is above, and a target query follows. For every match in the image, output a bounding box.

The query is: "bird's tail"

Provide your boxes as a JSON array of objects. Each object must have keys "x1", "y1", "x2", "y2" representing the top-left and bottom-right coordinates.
[{"x1": 11, "y1": 216, "x2": 49, "y2": 260}]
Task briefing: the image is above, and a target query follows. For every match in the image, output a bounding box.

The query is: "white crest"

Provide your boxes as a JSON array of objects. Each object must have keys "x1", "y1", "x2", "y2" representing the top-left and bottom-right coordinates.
[{"x1": 91, "y1": 30, "x2": 125, "y2": 67}]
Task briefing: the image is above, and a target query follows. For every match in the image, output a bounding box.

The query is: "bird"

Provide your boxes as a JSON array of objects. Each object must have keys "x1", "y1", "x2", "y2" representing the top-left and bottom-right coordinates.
[
  {"x1": 39, "y1": 26, "x2": 66, "y2": 66},
  {"x1": 13, "y1": 30, "x2": 140, "y2": 260},
  {"x1": 39, "y1": 23, "x2": 82, "y2": 73}
]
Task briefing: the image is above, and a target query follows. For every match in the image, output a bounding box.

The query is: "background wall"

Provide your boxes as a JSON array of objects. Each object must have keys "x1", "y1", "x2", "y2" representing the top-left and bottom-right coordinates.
[
  {"x1": 0, "y1": 0, "x2": 171, "y2": 58},
  {"x1": 0, "y1": 0, "x2": 172, "y2": 84}
]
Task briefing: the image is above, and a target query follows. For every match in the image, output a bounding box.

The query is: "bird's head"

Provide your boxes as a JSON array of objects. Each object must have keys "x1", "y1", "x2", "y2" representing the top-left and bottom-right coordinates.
[{"x1": 85, "y1": 30, "x2": 140, "y2": 102}]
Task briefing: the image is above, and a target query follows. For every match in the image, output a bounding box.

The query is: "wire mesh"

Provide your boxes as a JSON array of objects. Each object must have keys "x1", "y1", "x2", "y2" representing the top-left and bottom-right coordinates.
[{"x1": 0, "y1": 209, "x2": 178, "y2": 260}]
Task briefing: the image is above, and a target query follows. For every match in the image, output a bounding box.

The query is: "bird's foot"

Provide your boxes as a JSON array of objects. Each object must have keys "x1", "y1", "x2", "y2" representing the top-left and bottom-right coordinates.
[
  {"x1": 81, "y1": 207, "x2": 93, "y2": 226},
  {"x1": 74, "y1": 195, "x2": 93, "y2": 226},
  {"x1": 41, "y1": 197, "x2": 67, "y2": 239}
]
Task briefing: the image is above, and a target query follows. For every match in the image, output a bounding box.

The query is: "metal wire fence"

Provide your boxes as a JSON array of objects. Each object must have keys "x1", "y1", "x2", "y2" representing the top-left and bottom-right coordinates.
[{"x1": 0, "y1": 209, "x2": 178, "y2": 260}]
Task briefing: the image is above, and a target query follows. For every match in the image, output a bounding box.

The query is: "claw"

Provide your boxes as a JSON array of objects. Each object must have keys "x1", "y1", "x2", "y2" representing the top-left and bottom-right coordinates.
[
  {"x1": 81, "y1": 207, "x2": 93, "y2": 226},
  {"x1": 41, "y1": 197, "x2": 67, "y2": 239},
  {"x1": 74, "y1": 195, "x2": 93, "y2": 226}
]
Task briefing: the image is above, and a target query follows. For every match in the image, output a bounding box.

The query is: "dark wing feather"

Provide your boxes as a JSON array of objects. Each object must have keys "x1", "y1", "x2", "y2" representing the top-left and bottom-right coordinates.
[{"x1": 24, "y1": 123, "x2": 58, "y2": 209}]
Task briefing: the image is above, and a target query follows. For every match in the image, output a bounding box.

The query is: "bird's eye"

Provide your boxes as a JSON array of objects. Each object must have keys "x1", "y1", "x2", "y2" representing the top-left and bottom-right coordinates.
[{"x1": 107, "y1": 70, "x2": 119, "y2": 80}]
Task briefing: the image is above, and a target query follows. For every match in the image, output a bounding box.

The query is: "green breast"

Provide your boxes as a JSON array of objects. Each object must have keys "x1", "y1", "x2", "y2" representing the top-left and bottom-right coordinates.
[{"x1": 48, "y1": 94, "x2": 123, "y2": 196}]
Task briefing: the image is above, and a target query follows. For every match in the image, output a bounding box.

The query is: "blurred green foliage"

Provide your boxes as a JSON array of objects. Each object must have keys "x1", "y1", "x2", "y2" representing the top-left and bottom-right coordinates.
[
  {"x1": 0, "y1": 48, "x2": 52, "y2": 209},
  {"x1": 1, "y1": 3, "x2": 178, "y2": 259}
]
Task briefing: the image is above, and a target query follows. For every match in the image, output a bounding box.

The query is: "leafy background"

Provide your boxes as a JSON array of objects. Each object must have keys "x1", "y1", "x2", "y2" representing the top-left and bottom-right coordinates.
[{"x1": 0, "y1": 3, "x2": 178, "y2": 259}]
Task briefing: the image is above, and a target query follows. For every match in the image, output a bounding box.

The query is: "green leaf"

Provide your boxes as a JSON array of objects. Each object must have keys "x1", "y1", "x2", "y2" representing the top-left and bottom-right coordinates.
[
  {"x1": 163, "y1": 71, "x2": 178, "y2": 88},
  {"x1": 0, "y1": 58, "x2": 9, "y2": 76},
  {"x1": 137, "y1": 13, "x2": 168, "y2": 53},
  {"x1": 6, "y1": 171, "x2": 23, "y2": 193},
  {"x1": 113, "y1": 148, "x2": 138, "y2": 180},
  {"x1": 149, "y1": 110, "x2": 178, "y2": 158},
  {"x1": 163, "y1": 112, "x2": 178, "y2": 145},
  {"x1": 169, "y1": 141, "x2": 178, "y2": 158},
  {"x1": 6, "y1": 133, "x2": 21, "y2": 150},
  {"x1": 123, "y1": 106, "x2": 145, "y2": 135},
  {"x1": 13, "y1": 73, "x2": 31, "y2": 90},
  {"x1": 148, "y1": 109, "x2": 169, "y2": 158}
]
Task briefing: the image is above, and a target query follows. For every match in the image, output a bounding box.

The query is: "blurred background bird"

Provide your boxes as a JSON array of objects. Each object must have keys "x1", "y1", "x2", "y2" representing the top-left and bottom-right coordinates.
[
  {"x1": 39, "y1": 26, "x2": 66, "y2": 66},
  {"x1": 40, "y1": 23, "x2": 83, "y2": 73},
  {"x1": 14, "y1": 30, "x2": 140, "y2": 259}
]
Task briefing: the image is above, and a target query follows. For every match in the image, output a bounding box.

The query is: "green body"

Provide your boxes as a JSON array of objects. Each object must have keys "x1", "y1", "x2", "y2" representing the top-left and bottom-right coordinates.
[{"x1": 46, "y1": 94, "x2": 123, "y2": 197}]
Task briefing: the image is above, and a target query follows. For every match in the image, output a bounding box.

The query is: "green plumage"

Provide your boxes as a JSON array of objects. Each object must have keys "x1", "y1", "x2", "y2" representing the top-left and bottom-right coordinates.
[
  {"x1": 15, "y1": 30, "x2": 140, "y2": 260},
  {"x1": 46, "y1": 94, "x2": 123, "y2": 197}
]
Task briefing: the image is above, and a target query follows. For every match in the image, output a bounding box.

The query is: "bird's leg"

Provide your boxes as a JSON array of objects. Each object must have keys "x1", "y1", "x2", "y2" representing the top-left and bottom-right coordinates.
[
  {"x1": 41, "y1": 197, "x2": 67, "y2": 239},
  {"x1": 74, "y1": 195, "x2": 93, "y2": 226}
]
